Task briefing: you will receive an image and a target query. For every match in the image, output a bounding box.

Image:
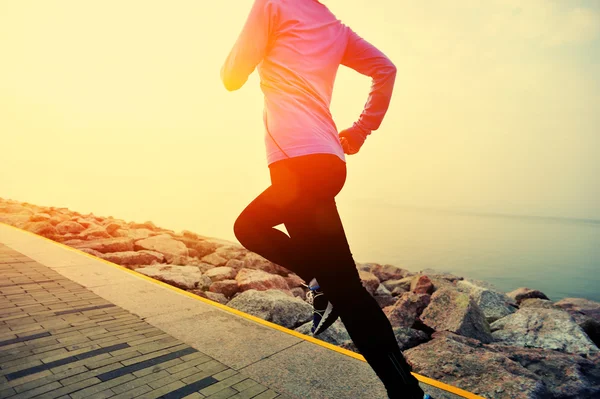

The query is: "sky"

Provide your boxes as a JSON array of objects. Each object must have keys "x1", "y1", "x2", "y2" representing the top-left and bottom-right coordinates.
[{"x1": 1, "y1": 0, "x2": 599, "y2": 243}]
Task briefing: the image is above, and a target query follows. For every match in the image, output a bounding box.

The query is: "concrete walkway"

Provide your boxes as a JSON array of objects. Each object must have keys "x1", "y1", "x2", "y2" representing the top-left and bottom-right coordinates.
[{"x1": 0, "y1": 223, "x2": 478, "y2": 399}]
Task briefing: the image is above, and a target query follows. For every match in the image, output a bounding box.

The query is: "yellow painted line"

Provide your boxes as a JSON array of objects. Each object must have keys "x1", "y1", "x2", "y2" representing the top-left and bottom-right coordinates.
[{"x1": 0, "y1": 221, "x2": 485, "y2": 398}]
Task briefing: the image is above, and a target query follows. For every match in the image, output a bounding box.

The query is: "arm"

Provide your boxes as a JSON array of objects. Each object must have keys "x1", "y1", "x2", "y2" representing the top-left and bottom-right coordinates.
[
  {"x1": 220, "y1": 0, "x2": 278, "y2": 91},
  {"x1": 341, "y1": 28, "x2": 397, "y2": 134}
]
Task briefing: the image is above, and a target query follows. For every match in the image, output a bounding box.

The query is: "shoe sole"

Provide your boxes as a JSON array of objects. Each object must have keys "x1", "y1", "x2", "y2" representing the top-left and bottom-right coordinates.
[{"x1": 313, "y1": 301, "x2": 338, "y2": 335}]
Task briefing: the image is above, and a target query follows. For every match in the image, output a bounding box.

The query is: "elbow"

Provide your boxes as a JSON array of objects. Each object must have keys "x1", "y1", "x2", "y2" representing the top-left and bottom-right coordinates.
[
  {"x1": 220, "y1": 65, "x2": 241, "y2": 92},
  {"x1": 223, "y1": 80, "x2": 240, "y2": 92},
  {"x1": 221, "y1": 74, "x2": 245, "y2": 92},
  {"x1": 387, "y1": 61, "x2": 397, "y2": 77}
]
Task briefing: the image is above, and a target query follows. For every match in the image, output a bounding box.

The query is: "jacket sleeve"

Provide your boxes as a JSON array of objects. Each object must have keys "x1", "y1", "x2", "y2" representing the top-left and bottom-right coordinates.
[
  {"x1": 220, "y1": 0, "x2": 278, "y2": 91},
  {"x1": 341, "y1": 27, "x2": 397, "y2": 132}
]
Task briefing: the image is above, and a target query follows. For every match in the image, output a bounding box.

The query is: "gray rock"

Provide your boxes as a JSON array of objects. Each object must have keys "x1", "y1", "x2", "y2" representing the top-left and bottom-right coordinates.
[
  {"x1": 404, "y1": 331, "x2": 548, "y2": 399},
  {"x1": 208, "y1": 279, "x2": 239, "y2": 298},
  {"x1": 487, "y1": 343, "x2": 600, "y2": 399},
  {"x1": 340, "y1": 327, "x2": 429, "y2": 354},
  {"x1": 100, "y1": 250, "x2": 164, "y2": 268},
  {"x1": 519, "y1": 298, "x2": 560, "y2": 310},
  {"x1": 457, "y1": 280, "x2": 516, "y2": 323},
  {"x1": 421, "y1": 288, "x2": 493, "y2": 343},
  {"x1": 70, "y1": 237, "x2": 135, "y2": 254},
  {"x1": 383, "y1": 292, "x2": 430, "y2": 328},
  {"x1": 135, "y1": 265, "x2": 207, "y2": 290},
  {"x1": 56, "y1": 221, "x2": 85, "y2": 235},
  {"x1": 134, "y1": 234, "x2": 189, "y2": 263},
  {"x1": 227, "y1": 289, "x2": 312, "y2": 329},
  {"x1": 358, "y1": 270, "x2": 380, "y2": 295},
  {"x1": 382, "y1": 276, "x2": 413, "y2": 293},
  {"x1": 201, "y1": 252, "x2": 228, "y2": 266},
  {"x1": 490, "y1": 308, "x2": 599, "y2": 356},
  {"x1": 507, "y1": 287, "x2": 549, "y2": 305},
  {"x1": 555, "y1": 297, "x2": 600, "y2": 347},
  {"x1": 295, "y1": 318, "x2": 350, "y2": 345},
  {"x1": 235, "y1": 268, "x2": 290, "y2": 292},
  {"x1": 369, "y1": 263, "x2": 411, "y2": 282},
  {"x1": 204, "y1": 266, "x2": 237, "y2": 282}
]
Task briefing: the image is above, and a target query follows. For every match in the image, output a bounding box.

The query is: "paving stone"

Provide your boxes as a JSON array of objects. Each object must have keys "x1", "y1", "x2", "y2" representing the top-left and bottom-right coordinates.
[
  {"x1": 229, "y1": 383, "x2": 268, "y2": 399},
  {"x1": 110, "y1": 383, "x2": 153, "y2": 399},
  {"x1": 231, "y1": 378, "x2": 258, "y2": 392},
  {"x1": 110, "y1": 370, "x2": 171, "y2": 394},
  {"x1": 69, "y1": 373, "x2": 136, "y2": 399},
  {"x1": 204, "y1": 387, "x2": 238, "y2": 399},
  {"x1": 198, "y1": 373, "x2": 247, "y2": 396},
  {"x1": 253, "y1": 390, "x2": 280, "y2": 399},
  {"x1": 7, "y1": 380, "x2": 62, "y2": 399}
]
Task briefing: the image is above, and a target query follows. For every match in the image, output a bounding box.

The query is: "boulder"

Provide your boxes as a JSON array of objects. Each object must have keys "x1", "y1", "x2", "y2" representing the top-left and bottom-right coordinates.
[
  {"x1": 204, "y1": 266, "x2": 237, "y2": 282},
  {"x1": 23, "y1": 221, "x2": 57, "y2": 238},
  {"x1": 490, "y1": 308, "x2": 599, "y2": 356},
  {"x1": 235, "y1": 268, "x2": 290, "y2": 293},
  {"x1": 242, "y1": 252, "x2": 290, "y2": 276},
  {"x1": 129, "y1": 221, "x2": 158, "y2": 230},
  {"x1": 171, "y1": 236, "x2": 218, "y2": 258},
  {"x1": 78, "y1": 248, "x2": 105, "y2": 257},
  {"x1": 410, "y1": 275, "x2": 434, "y2": 294},
  {"x1": 73, "y1": 217, "x2": 95, "y2": 228},
  {"x1": 0, "y1": 214, "x2": 31, "y2": 228},
  {"x1": 49, "y1": 214, "x2": 70, "y2": 225},
  {"x1": 507, "y1": 287, "x2": 549, "y2": 305},
  {"x1": 201, "y1": 252, "x2": 228, "y2": 267},
  {"x1": 384, "y1": 292, "x2": 431, "y2": 328},
  {"x1": 69, "y1": 237, "x2": 135, "y2": 254},
  {"x1": 555, "y1": 298, "x2": 600, "y2": 320},
  {"x1": 368, "y1": 263, "x2": 410, "y2": 282},
  {"x1": 519, "y1": 298, "x2": 560, "y2": 310},
  {"x1": 340, "y1": 327, "x2": 430, "y2": 354},
  {"x1": 214, "y1": 245, "x2": 248, "y2": 260},
  {"x1": 208, "y1": 279, "x2": 239, "y2": 298},
  {"x1": 80, "y1": 225, "x2": 111, "y2": 239},
  {"x1": 189, "y1": 290, "x2": 229, "y2": 305},
  {"x1": 100, "y1": 250, "x2": 164, "y2": 267},
  {"x1": 56, "y1": 221, "x2": 85, "y2": 235},
  {"x1": 0, "y1": 203, "x2": 33, "y2": 215},
  {"x1": 227, "y1": 289, "x2": 313, "y2": 329},
  {"x1": 487, "y1": 343, "x2": 600, "y2": 399},
  {"x1": 358, "y1": 270, "x2": 380, "y2": 295},
  {"x1": 290, "y1": 287, "x2": 306, "y2": 301},
  {"x1": 125, "y1": 228, "x2": 156, "y2": 240},
  {"x1": 404, "y1": 332, "x2": 548, "y2": 399},
  {"x1": 373, "y1": 284, "x2": 397, "y2": 308},
  {"x1": 29, "y1": 213, "x2": 52, "y2": 222},
  {"x1": 225, "y1": 259, "x2": 245, "y2": 271},
  {"x1": 135, "y1": 265, "x2": 210, "y2": 290},
  {"x1": 134, "y1": 234, "x2": 189, "y2": 263},
  {"x1": 104, "y1": 222, "x2": 122, "y2": 235},
  {"x1": 555, "y1": 297, "x2": 600, "y2": 347},
  {"x1": 382, "y1": 276, "x2": 413, "y2": 294},
  {"x1": 421, "y1": 288, "x2": 493, "y2": 343},
  {"x1": 457, "y1": 280, "x2": 517, "y2": 323},
  {"x1": 295, "y1": 318, "x2": 350, "y2": 345},
  {"x1": 284, "y1": 273, "x2": 306, "y2": 289}
]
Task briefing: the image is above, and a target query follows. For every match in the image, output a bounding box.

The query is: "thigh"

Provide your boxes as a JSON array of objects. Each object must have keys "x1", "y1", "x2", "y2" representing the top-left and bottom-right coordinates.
[
  {"x1": 284, "y1": 197, "x2": 357, "y2": 282},
  {"x1": 236, "y1": 183, "x2": 291, "y2": 230}
]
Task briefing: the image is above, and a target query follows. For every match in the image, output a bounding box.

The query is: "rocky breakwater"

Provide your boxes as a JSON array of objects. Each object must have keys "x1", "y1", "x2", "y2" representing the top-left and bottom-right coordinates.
[{"x1": 1, "y1": 197, "x2": 599, "y2": 399}]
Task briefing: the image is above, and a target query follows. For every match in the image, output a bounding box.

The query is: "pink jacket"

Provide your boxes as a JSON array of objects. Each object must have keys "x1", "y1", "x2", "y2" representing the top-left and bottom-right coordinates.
[{"x1": 221, "y1": 0, "x2": 397, "y2": 166}]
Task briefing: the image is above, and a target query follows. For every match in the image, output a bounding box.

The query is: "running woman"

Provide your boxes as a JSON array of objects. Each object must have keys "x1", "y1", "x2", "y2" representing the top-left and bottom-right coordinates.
[{"x1": 221, "y1": 1, "x2": 428, "y2": 398}]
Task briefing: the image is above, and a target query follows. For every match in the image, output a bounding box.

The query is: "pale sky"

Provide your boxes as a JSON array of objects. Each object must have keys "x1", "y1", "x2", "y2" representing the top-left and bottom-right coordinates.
[{"x1": 1, "y1": 0, "x2": 599, "y2": 242}]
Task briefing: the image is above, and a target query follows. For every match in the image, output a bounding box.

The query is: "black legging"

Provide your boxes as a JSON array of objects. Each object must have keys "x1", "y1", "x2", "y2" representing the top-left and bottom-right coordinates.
[{"x1": 233, "y1": 153, "x2": 424, "y2": 399}]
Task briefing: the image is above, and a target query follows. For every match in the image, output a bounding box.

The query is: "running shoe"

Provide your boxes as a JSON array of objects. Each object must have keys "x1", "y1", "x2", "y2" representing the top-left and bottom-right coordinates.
[
  {"x1": 303, "y1": 283, "x2": 339, "y2": 335},
  {"x1": 424, "y1": 395, "x2": 432, "y2": 399}
]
